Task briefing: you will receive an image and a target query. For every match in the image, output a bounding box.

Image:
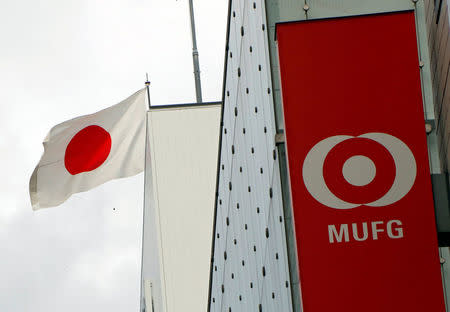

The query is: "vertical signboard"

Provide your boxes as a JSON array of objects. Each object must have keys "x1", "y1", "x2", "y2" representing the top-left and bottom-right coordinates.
[{"x1": 277, "y1": 11, "x2": 445, "y2": 311}]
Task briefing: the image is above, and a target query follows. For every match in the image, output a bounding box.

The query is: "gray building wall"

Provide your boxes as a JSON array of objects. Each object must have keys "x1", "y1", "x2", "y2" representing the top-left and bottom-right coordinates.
[
  {"x1": 426, "y1": 0, "x2": 450, "y2": 173},
  {"x1": 425, "y1": 0, "x2": 450, "y2": 309}
]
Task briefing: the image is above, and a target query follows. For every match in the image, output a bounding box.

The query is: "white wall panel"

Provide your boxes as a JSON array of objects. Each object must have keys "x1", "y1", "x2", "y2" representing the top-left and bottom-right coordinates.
[{"x1": 142, "y1": 105, "x2": 221, "y2": 312}]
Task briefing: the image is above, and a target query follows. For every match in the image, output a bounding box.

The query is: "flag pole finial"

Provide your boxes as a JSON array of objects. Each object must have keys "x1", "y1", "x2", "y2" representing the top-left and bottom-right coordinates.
[{"x1": 145, "y1": 73, "x2": 151, "y2": 109}]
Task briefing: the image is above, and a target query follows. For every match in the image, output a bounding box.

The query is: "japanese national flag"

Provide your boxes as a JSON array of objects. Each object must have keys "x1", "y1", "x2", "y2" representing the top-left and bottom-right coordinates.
[{"x1": 29, "y1": 89, "x2": 147, "y2": 210}]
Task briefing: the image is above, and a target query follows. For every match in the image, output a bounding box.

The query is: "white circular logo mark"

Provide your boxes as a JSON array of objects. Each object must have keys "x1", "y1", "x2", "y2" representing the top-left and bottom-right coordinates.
[
  {"x1": 342, "y1": 155, "x2": 376, "y2": 186},
  {"x1": 302, "y1": 133, "x2": 417, "y2": 209}
]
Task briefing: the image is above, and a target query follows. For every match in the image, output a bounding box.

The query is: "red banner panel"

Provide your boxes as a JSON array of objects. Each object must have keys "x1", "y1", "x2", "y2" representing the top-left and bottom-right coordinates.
[{"x1": 277, "y1": 11, "x2": 445, "y2": 311}]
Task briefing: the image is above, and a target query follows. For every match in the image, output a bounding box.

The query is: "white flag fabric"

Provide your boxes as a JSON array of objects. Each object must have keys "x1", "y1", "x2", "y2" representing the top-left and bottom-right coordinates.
[{"x1": 29, "y1": 88, "x2": 147, "y2": 210}]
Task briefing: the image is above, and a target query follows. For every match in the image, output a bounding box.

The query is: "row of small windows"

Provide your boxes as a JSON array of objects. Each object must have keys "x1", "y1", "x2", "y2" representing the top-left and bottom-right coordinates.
[
  {"x1": 220, "y1": 144, "x2": 277, "y2": 159},
  {"x1": 226, "y1": 84, "x2": 271, "y2": 94},
  {"x1": 216, "y1": 214, "x2": 283, "y2": 233},
  {"x1": 211, "y1": 282, "x2": 289, "y2": 311},
  {"x1": 215, "y1": 280, "x2": 290, "y2": 294}
]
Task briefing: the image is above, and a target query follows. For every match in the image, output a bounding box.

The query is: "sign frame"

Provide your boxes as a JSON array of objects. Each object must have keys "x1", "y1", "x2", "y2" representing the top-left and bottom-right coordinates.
[{"x1": 276, "y1": 10, "x2": 445, "y2": 312}]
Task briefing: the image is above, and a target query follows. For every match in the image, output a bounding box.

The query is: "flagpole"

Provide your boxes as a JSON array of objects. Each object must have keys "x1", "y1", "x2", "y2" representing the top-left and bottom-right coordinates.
[
  {"x1": 188, "y1": 0, "x2": 202, "y2": 103},
  {"x1": 140, "y1": 75, "x2": 151, "y2": 312}
]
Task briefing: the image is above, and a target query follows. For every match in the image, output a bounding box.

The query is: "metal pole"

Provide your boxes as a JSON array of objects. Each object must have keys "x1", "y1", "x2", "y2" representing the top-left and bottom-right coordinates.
[
  {"x1": 188, "y1": 0, "x2": 203, "y2": 103},
  {"x1": 140, "y1": 74, "x2": 151, "y2": 312}
]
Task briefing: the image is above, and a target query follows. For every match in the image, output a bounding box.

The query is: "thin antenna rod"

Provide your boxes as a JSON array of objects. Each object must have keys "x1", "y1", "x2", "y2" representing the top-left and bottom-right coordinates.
[
  {"x1": 188, "y1": 0, "x2": 203, "y2": 103},
  {"x1": 145, "y1": 73, "x2": 151, "y2": 109}
]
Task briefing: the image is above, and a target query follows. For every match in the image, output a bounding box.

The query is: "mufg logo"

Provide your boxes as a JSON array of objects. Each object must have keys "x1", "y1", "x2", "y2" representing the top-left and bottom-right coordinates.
[{"x1": 302, "y1": 133, "x2": 417, "y2": 244}]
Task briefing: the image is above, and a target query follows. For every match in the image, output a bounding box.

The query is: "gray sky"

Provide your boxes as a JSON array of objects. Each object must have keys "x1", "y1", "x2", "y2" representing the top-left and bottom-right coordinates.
[{"x1": 0, "y1": 0, "x2": 227, "y2": 310}]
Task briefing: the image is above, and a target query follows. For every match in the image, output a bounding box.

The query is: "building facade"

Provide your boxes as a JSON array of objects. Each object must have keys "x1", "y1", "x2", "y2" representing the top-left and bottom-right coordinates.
[{"x1": 209, "y1": 0, "x2": 450, "y2": 311}]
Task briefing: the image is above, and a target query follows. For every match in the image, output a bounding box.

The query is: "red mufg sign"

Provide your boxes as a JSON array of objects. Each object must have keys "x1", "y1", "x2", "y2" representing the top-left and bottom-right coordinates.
[{"x1": 277, "y1": 11, "x2": 445, "y2": 311}]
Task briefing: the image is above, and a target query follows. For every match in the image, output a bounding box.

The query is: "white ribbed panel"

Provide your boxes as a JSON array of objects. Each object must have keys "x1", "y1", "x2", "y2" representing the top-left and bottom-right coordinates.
[
  {"x1": 142, "y1": 105, "x2": 221, "y2": 312},
  {"x1": 210, "y1": 1, "x2": 293, "y2": 311}
]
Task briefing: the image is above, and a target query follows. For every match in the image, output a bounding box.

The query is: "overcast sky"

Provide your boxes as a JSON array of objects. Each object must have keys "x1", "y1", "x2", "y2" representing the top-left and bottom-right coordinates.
[{"x1": 0, "y1": 1, "x2": 227, "y2": 310}]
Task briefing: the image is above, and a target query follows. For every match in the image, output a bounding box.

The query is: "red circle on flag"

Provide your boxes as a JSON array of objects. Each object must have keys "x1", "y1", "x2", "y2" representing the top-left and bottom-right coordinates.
[
  {"x1": 323, "y1": 137, "x2": 396, "y2": 204},
  {"x1": 64, "y1": 125, "x2": 111, "y2": 175}
]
